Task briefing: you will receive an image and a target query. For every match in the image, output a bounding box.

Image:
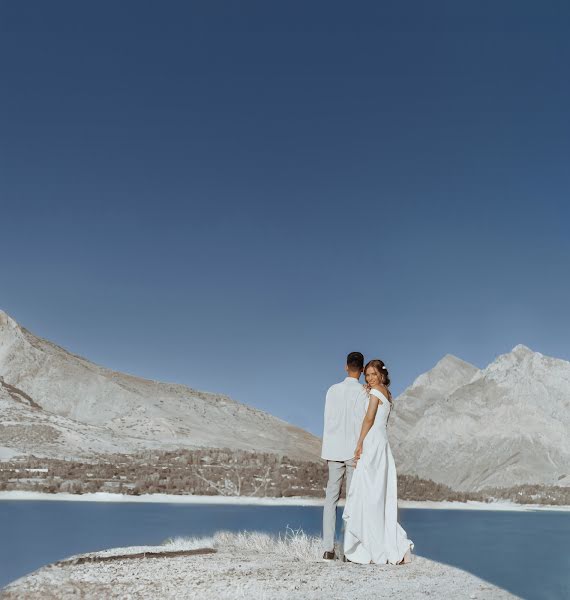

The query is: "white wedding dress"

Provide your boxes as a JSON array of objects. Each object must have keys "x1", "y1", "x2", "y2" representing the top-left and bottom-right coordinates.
[{"x1": 342, "y1": 388, "x2": 414, "y2": 564}]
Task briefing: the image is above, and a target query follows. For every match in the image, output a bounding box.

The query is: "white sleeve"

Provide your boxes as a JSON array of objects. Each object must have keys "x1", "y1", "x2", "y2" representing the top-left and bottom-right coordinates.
[{"x1": 369, "y1": 388, "x2": 385, "y2": 402}]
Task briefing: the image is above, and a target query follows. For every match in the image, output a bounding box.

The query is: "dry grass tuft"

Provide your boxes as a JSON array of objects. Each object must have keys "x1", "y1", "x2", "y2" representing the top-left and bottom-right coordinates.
[{"x1": 163, "y1": 527, "x2": 322, "y2": 562}]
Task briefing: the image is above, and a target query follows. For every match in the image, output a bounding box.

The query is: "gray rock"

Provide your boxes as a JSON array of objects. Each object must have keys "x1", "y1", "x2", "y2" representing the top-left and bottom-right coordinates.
[{"x1": 390, "y1": 345, "x2": 570, "y2": 490}]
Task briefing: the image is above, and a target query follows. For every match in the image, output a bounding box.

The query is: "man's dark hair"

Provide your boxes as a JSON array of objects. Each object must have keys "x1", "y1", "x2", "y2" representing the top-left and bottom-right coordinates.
[{"x1": 346, "y1": 351, "x2": 364, "y2": 371}]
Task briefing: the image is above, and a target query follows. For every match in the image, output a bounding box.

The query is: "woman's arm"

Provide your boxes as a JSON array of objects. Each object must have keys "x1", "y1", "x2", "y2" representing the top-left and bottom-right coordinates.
[{"x1": 353, "y1": 393, "x2": 381, "y2": 460}]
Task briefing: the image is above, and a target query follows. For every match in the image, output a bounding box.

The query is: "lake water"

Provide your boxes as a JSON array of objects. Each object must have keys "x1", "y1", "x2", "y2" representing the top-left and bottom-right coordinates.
[{"x1": 0, "y1": 501, "x2": 568, "y2": 599}]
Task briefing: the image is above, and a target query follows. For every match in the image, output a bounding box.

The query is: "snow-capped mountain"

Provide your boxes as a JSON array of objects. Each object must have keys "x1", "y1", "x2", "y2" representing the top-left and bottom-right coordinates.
[
  {"x1": 390, "y1": 345, "x2": 570, "y2": 491},
  {"x1": 0, "y1": 310, "x2": 321, "y2": 461}
]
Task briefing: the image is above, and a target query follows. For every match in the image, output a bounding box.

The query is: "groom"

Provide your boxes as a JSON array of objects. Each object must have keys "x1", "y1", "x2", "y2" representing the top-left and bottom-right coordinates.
[{"x1": 321, "y1": 351, "x2": 368, "y2": 560}]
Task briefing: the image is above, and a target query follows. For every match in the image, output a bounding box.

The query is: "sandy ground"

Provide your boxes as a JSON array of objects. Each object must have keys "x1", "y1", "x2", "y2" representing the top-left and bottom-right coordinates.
[
  {"x1": 1, "y1": 531, "x2": 519, "y2": 600},
  {"x1": 0, "y1": 490, "x2": 568, "y2": 511}
]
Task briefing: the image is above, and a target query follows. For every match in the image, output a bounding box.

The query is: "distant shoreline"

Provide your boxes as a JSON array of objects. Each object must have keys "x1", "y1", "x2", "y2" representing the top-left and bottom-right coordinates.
[{"x1": 0, "y1": 490, "x2": 568, "y2": 512}]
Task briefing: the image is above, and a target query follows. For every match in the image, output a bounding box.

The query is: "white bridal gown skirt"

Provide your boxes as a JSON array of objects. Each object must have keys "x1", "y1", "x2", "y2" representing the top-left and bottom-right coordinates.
[{"x1": 342, "y1": 426, "x2": 413, "y2": 564}]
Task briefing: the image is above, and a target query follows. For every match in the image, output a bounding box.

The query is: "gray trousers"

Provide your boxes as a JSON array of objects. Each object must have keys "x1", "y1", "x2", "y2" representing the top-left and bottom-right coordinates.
[{"x1": 322, "y1": 458, "x2": 356, "y2": 553}]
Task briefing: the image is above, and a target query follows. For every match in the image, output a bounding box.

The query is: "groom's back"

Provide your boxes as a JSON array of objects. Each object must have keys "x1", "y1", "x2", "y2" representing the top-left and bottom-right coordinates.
[{"x1": 321, "y1": 378, "x2": 368, "y2": 462}]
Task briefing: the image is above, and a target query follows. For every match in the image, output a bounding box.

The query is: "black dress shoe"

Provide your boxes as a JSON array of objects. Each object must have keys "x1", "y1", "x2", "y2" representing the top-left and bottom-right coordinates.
[{"x1": 322, "y1": 550, "x2": 336, "y2": 560}]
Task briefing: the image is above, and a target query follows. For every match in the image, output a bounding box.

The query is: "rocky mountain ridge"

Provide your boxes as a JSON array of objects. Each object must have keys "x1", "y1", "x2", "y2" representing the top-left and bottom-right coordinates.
[
  {"x1": 2, "y1": 310, "x2": 568, "y2": 495},
  {"x1": 389, "y1": 344, "x2": 570, "y2": 491},
  {"x1": 0, "y1": 310, "x2": 320, "y2": 461}
]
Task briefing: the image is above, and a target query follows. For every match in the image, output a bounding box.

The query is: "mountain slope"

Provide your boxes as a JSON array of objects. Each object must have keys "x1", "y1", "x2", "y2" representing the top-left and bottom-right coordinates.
[
  {"x1": 390, "y1": 345, "x2": 570, "y2": 491},
  {"x1": 0, "y1": 378, "x2": 165, "y2": 460},
  {"x1": 390, "y1": 354, "x2": 480, "y2": 440},
  {"x1": 0, "y1": 311, "x2": 320, "y2": 461}
]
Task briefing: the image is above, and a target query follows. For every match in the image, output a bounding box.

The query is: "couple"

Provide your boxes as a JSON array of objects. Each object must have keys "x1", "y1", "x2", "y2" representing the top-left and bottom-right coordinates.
[{"x1": 321, "y1": 351, "x2": 413, "y2": 565}]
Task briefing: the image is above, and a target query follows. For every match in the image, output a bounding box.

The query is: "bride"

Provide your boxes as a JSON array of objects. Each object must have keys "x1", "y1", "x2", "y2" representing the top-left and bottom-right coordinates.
[{"x1": 342, "y1": 359, "x2": 414, "y2": 565}]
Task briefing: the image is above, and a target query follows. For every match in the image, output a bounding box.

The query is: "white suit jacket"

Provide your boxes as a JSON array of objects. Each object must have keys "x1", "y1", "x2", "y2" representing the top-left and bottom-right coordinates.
[{"x1": 321, "y1": 376, "x2": 368, "y2": 461}]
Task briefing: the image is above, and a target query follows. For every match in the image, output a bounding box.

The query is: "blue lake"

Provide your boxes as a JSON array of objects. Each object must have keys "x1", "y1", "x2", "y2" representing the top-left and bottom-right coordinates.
[{"x1": 0, "y1": 501, "x2": 568, "y2": 600}]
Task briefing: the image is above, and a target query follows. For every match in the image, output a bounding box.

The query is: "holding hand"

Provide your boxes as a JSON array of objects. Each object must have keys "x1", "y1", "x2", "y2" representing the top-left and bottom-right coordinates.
[{"x1": 354, "y1": 443, "x2": 363, "y2": 464}]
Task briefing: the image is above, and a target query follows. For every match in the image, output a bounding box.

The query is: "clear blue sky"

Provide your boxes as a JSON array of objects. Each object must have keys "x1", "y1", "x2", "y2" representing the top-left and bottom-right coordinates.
[{"x1": 1, "y1": 2, "x2": 569, "y2": 436}]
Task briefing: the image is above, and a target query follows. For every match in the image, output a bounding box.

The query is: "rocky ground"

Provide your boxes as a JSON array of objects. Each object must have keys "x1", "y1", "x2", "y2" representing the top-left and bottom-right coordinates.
[{"x1": 1, "y1": 531, "x2": 518, "y2": 600}]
